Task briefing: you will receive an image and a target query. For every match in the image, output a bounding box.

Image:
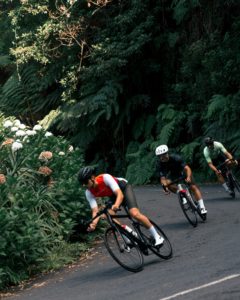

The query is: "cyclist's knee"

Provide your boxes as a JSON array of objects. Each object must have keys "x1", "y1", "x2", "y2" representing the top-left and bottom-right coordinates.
[{"x1": 129, "y1": 208, "x2": 141, "y2": 219}]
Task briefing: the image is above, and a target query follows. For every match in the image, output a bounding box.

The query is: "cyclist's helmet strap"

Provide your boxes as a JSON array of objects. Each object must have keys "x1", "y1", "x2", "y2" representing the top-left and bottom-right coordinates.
[
  {"x1": 78, "y1": 166, "x2": 96, "y2": 184},
  {"x1": 204, "y1": 137, "x2": 214, "y2": 146}
]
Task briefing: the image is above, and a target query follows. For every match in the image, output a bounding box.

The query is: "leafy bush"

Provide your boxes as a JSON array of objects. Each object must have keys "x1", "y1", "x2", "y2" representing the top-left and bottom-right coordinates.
[{"x1": 0, "y1": 116, "x2": 90, "y2": 289}]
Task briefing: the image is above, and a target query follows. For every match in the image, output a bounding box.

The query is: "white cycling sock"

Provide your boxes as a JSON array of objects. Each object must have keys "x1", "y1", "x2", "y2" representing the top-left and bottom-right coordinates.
[
  {"x1": 148, "y1": 226, "x2": 161, "y2": 239},
  {"x1": 197, "y1": 199, "x2": 205, "y2": 209},
  {"x1": 222, "y1": 183, "x2": 229, "y2": 191}
]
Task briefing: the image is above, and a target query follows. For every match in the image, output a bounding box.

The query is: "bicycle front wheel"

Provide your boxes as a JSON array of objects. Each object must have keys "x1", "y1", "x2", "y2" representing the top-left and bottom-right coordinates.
[
  {"x1": 138, "y1": 220, "x2": 172, "y2": 260},
  {"x1": 104, "y1": 227, "x2": 144, "y2": 272},
  {"x1": 179, "y1": 193, "x2": 198, "y2": 227}
]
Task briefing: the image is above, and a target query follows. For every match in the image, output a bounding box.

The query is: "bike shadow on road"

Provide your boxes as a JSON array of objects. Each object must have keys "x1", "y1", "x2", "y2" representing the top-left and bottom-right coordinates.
[
  {"x1": 66, "y1": 255, "x2": 170, "y2": 289},
  {"x1": 161, "y1": 221, "x2": 195, "y2": 231},
  {"x1": 206, "y1": 196, "x2": 239, "y2": 203}
]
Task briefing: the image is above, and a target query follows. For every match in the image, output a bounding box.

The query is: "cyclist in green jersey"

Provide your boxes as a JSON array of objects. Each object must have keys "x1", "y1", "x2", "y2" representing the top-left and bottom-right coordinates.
[{"x1": 203, "y1": 137, "x2": 238, "y2": 195}]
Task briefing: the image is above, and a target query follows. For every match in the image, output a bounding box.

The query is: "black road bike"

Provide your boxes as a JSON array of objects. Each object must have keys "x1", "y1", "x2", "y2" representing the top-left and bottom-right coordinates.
[
  {"x1": 82, "y1": 201, "x2": 172, "y2": 272},
  {"x1": 163, "y1": 178, "x2": 206, "y2": 227},
  {"x1": 217, "y1": 159, "x2": 240, "y2": 199}
]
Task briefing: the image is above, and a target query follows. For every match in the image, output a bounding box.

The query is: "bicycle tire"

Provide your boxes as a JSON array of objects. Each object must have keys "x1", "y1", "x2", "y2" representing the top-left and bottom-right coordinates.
[
  {"x1": 104, "y1": 227, "x2": 144, "y2": 272},
  {"x1": 178, "y1": 192, "x2": 198, "y2": 227},
  {"x1": 231, "y1": 173, "x2": 240, "y2": 194},
  {"x1": 227, "y1": 173, "x2": 236, "y2": 198},
  {"x1": 137, "y1": 220, "x2": 172, "y2": 260}
]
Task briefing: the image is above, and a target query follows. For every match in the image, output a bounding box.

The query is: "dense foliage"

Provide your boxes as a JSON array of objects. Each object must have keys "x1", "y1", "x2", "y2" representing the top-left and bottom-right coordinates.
[
  {"x1": 0, "y1": 0, "x2": 240, "y2": 179},
  {"x1": 0, "y1": 116, "x2": 92, "y2": 289}
]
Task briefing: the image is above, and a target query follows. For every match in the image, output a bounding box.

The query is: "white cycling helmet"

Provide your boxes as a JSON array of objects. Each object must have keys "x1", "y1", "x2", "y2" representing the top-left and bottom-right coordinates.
[{"x1": 155, "y1": 145, "x2": 168, "y2": 156}]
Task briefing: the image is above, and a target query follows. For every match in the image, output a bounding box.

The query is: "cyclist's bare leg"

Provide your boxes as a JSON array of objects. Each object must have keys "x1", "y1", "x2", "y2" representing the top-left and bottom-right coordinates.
[
  {"x1": 128, "y1": 208, "x2": 152, "y2": 229},
  {"x1": 190, "y1": 184, "x2": 202, "y2": 201},
  {"x1": 128, "y1": 207, "x2": 163, "y2": 244},
  {"x1": 216, "y1": 172, "x2": 225, "y2": 184},
  {"x1": 165, "y1": 179, "x2": 178, "y2": 193},
  {"x1": 190, "y1": 184, "x2": 207, "y2": 213}
]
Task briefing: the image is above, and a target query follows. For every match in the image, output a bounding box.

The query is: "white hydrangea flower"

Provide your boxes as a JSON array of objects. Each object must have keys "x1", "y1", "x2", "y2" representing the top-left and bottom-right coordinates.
[
  {"x1": 12, "y1": 141, "x2": 23, "y2": 152},
  {"x1": 14, "y1": 120, "x2": 21, "y2": 127},
  {"x1": 26, "y1": 130, "x2": 37, "y2": 136},
  {"x1": 11, "y1": 127, "x2": 19, "y2": 132},
  {"x1": 16, "y1": 130, "x2": 26, "y2": 137},
  {"x1": 68, "y1": 145, "x2": 74, "y2": 152},
  {"x1": 33, "y1": 124, "x2": 42, "y2": 131},
  {"x1": 3, "y1": 120, "x2": 13, "y2": 128},
  {"x1": 58, "y1": 151, "x2": 65, "y2": 156},
  {"x1": 45, "y1": 131, "x2": 53, "y2": 137},
  {"x1": 19, "y1": 124, "x2": 26, "y2": 129}
]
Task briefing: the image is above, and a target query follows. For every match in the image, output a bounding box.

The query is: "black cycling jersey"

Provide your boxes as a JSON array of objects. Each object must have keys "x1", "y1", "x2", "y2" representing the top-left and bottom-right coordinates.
[{"x1": 156, "y1": 154, "x2": 187, "y2": 179}]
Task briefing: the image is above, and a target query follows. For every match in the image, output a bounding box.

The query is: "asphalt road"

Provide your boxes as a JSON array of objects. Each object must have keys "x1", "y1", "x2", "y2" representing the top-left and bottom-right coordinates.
[{"x1": 2, "y1": 185, "x2": 240, "y2": 300}]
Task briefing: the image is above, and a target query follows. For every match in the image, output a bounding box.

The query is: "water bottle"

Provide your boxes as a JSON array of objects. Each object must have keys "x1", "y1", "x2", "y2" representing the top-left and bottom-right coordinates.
[{"x1": 122, "y1": 225, "x2": 138, "y2": 237}]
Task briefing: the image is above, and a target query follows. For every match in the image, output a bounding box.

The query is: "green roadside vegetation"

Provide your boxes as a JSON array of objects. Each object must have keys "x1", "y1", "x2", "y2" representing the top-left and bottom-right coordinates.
[{"x1": 0, "y1": 0, "x2": 240, "y2": 290}]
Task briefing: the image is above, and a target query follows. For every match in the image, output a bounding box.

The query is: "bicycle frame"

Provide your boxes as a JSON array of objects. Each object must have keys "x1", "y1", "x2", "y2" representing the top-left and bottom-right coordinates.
[
  {"x1": 88, "y1": 203, "x2": 149, "y2": 254},
  {"x1": 176, "y1": 183, "x2": 197, "y2": 209},
  {"x1": 163, "y1": 177, "x2": 196, "y2": 206}
]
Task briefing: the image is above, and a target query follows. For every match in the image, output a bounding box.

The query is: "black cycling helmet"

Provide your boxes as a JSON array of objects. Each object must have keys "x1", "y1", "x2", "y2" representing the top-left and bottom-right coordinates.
[
  {"x1": 204, "y1": 136, "x2": 214, "y2": 146},
  {"x1": 78, "y1": 166, "x2": 96, "y2": 184}
]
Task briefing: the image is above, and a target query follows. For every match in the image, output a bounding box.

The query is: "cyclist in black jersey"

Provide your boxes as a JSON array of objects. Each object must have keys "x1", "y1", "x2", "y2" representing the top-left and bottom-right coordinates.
[{"x1": 155, "y1": 145, "x2": 207, "y2": 215}]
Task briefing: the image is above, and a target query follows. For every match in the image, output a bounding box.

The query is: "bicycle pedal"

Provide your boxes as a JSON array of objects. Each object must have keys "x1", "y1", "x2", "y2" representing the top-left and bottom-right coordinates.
[
  {"x1": 155, "y1": 242, "x2": 164, "y2": 249},
  {"x1": 123, "y1": 246, "x2": 131, "y2": 253}
]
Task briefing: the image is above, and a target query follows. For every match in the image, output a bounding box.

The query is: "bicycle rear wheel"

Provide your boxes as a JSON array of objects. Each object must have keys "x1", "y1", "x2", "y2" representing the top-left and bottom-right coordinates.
[
  {"x1": 227, "y1": 173, "x2": 236, "y2": 198},
  {"x1": 138, "y1": 220, "x2": 172, "y2": 260},
  {"x1": 231, "y1": 174, "x2": 240, "y2": 194},
  {"x1": 104, "y1": 227, "x2": 144, "y2": 272},
  {"x1": 178, "y1": 192, "x2": 198, "y2": 227}
]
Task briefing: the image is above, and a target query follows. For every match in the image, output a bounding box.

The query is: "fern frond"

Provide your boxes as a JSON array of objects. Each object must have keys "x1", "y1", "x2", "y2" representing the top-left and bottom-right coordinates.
[
  {"x1": 132, "y1": 118, "x2": 145, "y2": 140},
  {"x1": 157, "y1": 121, "x2": 176, "y2": 145},
  {"x1": 181, "y1": 141, "x2": 200, "y2": 164},
  {"x1": 206, "y1": 94, "x2": 228, "y2": 119},
  {"x1": 126, "y1": 153, "x2": 155, "y2": 185}
]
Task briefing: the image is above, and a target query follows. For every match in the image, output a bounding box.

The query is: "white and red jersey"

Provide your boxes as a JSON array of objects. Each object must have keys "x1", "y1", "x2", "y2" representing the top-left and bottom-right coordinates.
[{"x1": 86, "y1": 174, "x2": 127, "y2": 208}]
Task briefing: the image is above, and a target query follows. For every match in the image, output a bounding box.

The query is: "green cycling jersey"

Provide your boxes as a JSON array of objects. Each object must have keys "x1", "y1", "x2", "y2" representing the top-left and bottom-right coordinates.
[{"x1": 203, "y1": 141, "x2": 227, "y2": 164}]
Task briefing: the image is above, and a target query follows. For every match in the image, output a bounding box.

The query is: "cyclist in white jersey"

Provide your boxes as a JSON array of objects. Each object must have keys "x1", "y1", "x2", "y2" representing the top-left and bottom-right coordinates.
[{"x1": 203, "y1": 137, "x2": 238, "y2": 195}]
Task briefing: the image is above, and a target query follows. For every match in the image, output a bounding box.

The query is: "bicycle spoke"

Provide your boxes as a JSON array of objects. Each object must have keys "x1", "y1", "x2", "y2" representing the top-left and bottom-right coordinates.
[{"x1": 104, "y1": 227, "x2": 144, "y2": 272}]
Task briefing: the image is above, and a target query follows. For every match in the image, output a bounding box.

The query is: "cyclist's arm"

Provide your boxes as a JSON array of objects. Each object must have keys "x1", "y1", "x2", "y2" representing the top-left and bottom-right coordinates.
[
  {"x1": 88, "y1": 207, "x2": 100, "y2": 231},
  {"x1": 111, "y1": 188, "x2": 124, "y2": 211},
  {"x1": 224, "y1": 150, "x2": 233, "y2": 160},
  {"x1": 184, "y1": 165, "x2": 192, "y2": 182},
  {"x1": 160, "y1": 176, "x2": 171, "y2": 194},
  {"x1": 215, "y1": 142, "x2": 233, "y2": 160},
  {"x1": 86, "y1": 190, "x2": 100, "y2": 231},
  {"x1": 103, "y1": 174, "x2": 124, "y2": 211},
  {"x1": 208, "y1": 162, "x2": 220, "y2": 174}
]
